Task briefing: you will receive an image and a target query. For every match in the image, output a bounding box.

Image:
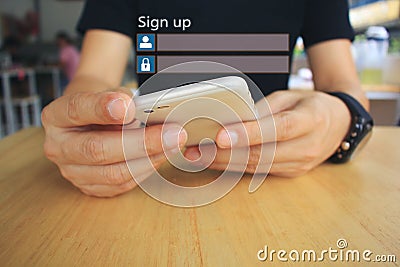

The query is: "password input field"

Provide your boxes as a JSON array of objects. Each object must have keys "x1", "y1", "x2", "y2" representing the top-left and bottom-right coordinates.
[{"x1": 156, "y1": 56, "x2": 289, "y2": 73}]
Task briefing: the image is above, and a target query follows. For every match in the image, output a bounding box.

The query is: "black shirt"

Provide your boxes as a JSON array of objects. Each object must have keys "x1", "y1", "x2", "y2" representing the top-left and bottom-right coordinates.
[{"x1": 77, "y1": 0, "x2": 354, "y2": 96}]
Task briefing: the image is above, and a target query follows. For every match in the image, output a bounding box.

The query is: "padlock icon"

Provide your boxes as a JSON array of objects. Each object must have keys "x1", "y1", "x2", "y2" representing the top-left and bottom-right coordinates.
[{"x1": 141, "y1": 58, "x2": 151, "y2": 72}]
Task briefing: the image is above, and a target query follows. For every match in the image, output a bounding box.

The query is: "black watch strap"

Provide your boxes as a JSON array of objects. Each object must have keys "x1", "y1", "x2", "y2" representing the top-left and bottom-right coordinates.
[
  {"x1": 329, "y1": 92, "x2": 372, "y2": 121},
  {"x1": 327, "y1": 92, "x2": 374, "y2": 163}
]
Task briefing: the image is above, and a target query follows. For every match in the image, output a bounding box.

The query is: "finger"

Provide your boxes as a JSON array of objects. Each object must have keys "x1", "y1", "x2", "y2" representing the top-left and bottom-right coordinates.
[
  {"x1": 188, "y1": 136, "x2": 320, "y2": 166},
  {"x1": 79, "y1": 178, "x2": 138, "y2": 198},
  {"x1": 206, "y1": 162, "x2": 269, "y2": 174},
  {"x1": 42, "y1": 90, "x2": 135, "y2": 128},
  {"x1": 208, "y1": 161, "x2": 308, "y2": 177},
  {"x1": 185, "y1": 144, "x2": 274, "y2": 169},
  {"x1": 61, "y1": 152, "x2": 167, "y2": 186},
  {"x1": 202, "y1": 138, "x2": 322, "y2": 176},
  {"x1": 216, "y1": 102, "x2": 315, "y2": 148},
  {"x1": 88, "y1": 119, "x2": 142, "y2": 131},
  {"x1": 57, "y1": 124, "x2": 187, "y2": 165},
  {"x1": 207, "y1": 162, "x2": 245, "y2": 172},
  {"x1": 272, "y1": 136, "x2": 325, "y2": 164},
  {"x1": 268, "y1": 161, "x2": 312, "y2": 178},
  {"x1": 261, "y1": 90, "x2": 303, "y2": 114},
  {"x1": 79, "y1": 168, "x2": 158, "y2": 198}
]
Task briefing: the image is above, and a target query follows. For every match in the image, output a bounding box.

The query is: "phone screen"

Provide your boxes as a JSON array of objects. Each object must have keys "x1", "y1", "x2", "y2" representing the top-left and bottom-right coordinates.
[{"x1": 136, "y1": 74, "x2": 228, "y2": 95}]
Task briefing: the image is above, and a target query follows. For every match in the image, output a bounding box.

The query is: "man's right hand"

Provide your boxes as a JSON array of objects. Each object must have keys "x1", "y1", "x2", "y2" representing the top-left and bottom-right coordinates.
[{"x1": 41, "y1": 90, "x2": 187, "y2": 197}]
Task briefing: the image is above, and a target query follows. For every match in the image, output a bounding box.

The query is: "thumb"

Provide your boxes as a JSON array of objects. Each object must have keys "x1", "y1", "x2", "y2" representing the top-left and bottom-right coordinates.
[{"x1": 42, "y1": 90, "x2": 135, "y2": 128}]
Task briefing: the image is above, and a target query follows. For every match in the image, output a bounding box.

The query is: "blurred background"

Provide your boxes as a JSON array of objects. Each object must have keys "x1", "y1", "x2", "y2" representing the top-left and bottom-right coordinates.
[{"x1": 0, "y1": 0, "x2": 399, "y2": 138}]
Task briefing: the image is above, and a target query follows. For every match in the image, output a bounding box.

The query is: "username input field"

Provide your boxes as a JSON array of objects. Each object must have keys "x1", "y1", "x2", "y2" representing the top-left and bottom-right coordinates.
[{"x1": 157, "y1": 34, "x2": 289, "y2": 52}]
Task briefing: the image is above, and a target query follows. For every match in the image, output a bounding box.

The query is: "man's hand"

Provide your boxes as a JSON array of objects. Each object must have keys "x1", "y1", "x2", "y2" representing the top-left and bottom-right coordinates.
[
  {"x1": 184, "y1": 90, "x2": 351, "y2": 177},
  {"x1": 42, "y1": 90, "x2": 187, "y2": 197}
]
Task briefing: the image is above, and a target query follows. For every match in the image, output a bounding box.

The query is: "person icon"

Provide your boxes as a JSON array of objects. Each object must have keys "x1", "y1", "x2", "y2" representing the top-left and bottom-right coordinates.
[{"x1": 139, "y1": 35, "x2": 153, "y2": 49}]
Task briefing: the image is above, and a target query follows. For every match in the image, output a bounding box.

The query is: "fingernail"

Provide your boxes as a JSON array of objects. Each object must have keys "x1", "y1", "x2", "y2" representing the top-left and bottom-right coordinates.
[
  {"x1": 218, "y1": 130, "x2": 238, "y2": 148},
  {"x1": 163, "y1": 127, "x2": 187, "y2": 149},
  {"x1": 108, "y1": 98, "x2": 127, "y2": 120}
]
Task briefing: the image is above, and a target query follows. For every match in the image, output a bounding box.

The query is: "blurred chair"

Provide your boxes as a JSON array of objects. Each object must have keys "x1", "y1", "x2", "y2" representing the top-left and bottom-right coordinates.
[
  {"x1": 0, "y1": 69, "x2": 42, "y2": 137},
  {"x1": 0, "y1": 103, "x2": 3, "y2": 138},
  {"x1": 11, "y1": 94, "x2": 41, "y2": 129}
]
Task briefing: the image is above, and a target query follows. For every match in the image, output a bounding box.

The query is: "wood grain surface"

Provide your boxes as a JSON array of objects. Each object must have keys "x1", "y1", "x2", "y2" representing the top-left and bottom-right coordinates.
[{"x1": 0, "y1": 127, "x2": 399, "y2": 266}]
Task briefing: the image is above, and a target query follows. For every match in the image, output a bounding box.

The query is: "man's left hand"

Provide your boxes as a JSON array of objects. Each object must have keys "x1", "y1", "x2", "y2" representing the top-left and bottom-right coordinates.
[{"x1": 184, "y1": 90, "x2": 351, "y2": 177}]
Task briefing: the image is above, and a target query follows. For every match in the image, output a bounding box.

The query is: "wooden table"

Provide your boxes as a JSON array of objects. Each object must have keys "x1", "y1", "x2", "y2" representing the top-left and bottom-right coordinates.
[
  {"x1": 0, "y1": 127, "x2": 399, "y2": 266},
  {"x1": 362, "y1": 84, "x2": 400, "y2": 93}
]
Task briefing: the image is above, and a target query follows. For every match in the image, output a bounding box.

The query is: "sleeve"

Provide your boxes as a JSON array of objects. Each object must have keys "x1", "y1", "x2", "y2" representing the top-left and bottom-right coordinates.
[
  {"x1": 76, "y1": 0, "x2": 136, "y2": 38},
  {"x1": 301, "y1": 0, "x2": 354, "y2": 48}
]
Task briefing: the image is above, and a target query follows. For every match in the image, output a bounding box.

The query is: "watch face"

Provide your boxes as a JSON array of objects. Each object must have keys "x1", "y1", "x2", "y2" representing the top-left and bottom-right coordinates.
[{"x1": 351, "y1": 129, "x2": 373, "y2": 159}]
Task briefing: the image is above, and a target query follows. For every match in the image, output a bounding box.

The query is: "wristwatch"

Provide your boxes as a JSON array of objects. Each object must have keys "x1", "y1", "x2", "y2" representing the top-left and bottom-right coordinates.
[{"x1": 327, "y1": 92, "x2": 374, "y2": 163}]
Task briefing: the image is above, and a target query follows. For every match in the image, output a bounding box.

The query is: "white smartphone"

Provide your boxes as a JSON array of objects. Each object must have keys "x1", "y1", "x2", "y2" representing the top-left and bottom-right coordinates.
[{"x1": 133, "y1": 76, "x2": 258, "y2": 146}]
